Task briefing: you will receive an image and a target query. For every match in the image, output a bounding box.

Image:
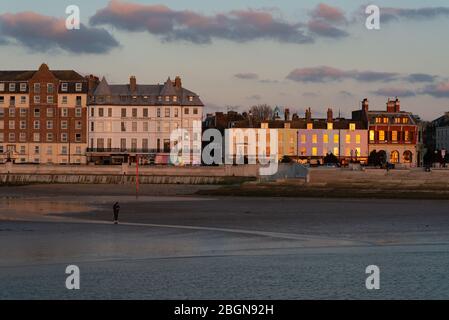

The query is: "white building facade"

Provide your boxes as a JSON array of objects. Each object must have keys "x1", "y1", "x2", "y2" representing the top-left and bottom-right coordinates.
[{"x1": 87, "y1": 76, "x2": 203, "y2": 164}]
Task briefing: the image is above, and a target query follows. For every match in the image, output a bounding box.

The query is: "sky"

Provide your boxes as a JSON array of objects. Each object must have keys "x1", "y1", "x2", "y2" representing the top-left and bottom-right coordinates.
[{"x1": 1, "y1": 0, "x2": 449, "y2": 120}]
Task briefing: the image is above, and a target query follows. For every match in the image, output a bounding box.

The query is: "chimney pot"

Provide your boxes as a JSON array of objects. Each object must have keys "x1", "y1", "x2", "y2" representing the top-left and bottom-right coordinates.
[{"x1": 130, "y1": 76, "x2": 137, "y2": 93}]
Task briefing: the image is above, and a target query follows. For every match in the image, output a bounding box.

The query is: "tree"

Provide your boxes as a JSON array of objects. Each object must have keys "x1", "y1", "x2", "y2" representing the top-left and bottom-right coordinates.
[
  {"x1": 368, "y1": 150, "x2": 377, "y2": 166},
  {"x1": 249, "y1": 104, "x2": 273, "y2": 122},
  {"x1": 324, "y1": 153, "x2": 338, "y2": 164}
]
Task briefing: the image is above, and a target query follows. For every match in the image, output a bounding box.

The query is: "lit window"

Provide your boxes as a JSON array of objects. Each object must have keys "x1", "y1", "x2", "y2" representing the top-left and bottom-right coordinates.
[
  {"x1": 323, "y1": 134, "x2": 329, "y2": 143},
  {"x1": 369, "y1": 130, "x2": 375, "y2": 141},
  {"x1": 349, "y1": 123, "x2": 356, "y2": 131},
  {"x1": 404, "y1": 131, "x2": 410, "y2": 141},
  {"x1": 392, "y1": 131, "x2": 398, "y2": 141},
  {"x1": 307, "y1": 123, "x2": 313, "y2": 130},
  {"x1": 312, "y1": 147, "x2": 318, "y2": 156},
  {"x1": 327, "y1": 123, "x2": 333, "y2": 130},
  {"x1": 379, "y1": 130, "x2": 385, "y2": 141},
  {"x1": 333, "y1": 134, "x2": 339, "y2": 144},
  {"x1": 312, "y1": 134, "x2": 317, "y2": 144},
  {"x1": 356, "y1": 135, "x2": 361, "y2": 144},
  {"x1": 346, "y1": 135, "x2": 351, "y2": 144},
  {"x1": 301, "y1": 135, "x2": 306, "y2": 144}
]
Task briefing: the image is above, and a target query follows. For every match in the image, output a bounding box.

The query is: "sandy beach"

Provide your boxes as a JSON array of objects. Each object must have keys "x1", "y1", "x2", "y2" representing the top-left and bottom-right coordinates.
[{"x1": 1, "y1": 184, "x2": 449, "y2": 299}]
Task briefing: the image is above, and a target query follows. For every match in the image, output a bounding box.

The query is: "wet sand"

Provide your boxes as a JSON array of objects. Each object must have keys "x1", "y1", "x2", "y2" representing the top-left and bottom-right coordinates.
[{"x1": 1, "y1": 184, "x2": 449, "y2": 299}]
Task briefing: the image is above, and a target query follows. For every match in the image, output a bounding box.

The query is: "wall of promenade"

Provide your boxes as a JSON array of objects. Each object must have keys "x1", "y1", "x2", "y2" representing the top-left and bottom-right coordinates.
[
  {"x1": 308, "y1": 167, "x2": 449, "y2": 187},
  {"x1": 0, "y1": 162, "x2": 259, "y2": 184}
]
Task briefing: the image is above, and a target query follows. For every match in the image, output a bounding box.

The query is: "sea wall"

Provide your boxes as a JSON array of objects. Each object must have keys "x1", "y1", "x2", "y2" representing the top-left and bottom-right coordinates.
[
  {"x1": 0, "y1": 163, "x2": 259, "y2": 185},
  {"x1": 308, "y1": 167, "x2": 449, "y2": 187}
]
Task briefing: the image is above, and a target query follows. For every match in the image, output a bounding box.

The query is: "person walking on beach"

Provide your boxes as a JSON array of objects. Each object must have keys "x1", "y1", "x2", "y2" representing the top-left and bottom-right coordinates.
[{"x1": 113, "y1": 202, "x2": 120, "y2": 224}]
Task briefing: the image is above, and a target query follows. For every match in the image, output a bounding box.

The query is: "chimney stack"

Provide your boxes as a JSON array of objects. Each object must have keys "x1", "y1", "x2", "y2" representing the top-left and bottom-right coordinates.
[
  {"x1": 285, "y1": 108, "x2": 290, "y2": 121},
  {"x1": 362, "y1": 98, "x2": 369, "y2": 112},
  {"x1": 130, "y1": 76, "x2": 137, "y2": 93},
  {"x1": 386, "y1": 98, "x2": 396, "y2": 112},
  {"x1": 327, "y1": 108, "x2": 333, "y2": 123},
  {"x1": 394, "y1": 98, "x2": 400, "y2": 112},
  {"x1": 305, "y1": 107, "x2": 312, "y2": 122},
  {"x1": 174, "y1": 76, "x2": 182, "y2": 88}
]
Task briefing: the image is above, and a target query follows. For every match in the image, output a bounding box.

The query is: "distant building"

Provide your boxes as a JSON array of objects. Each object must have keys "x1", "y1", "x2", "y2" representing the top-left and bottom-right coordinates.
[
  {"x1": 224, "y1": 107, "x2": 367, "y2": 164},
  {"x1": 0, "y1": 63, "x2": 88, "y2": 164},
  {"x1": 296, "y1": 108, "x2": 368, "y2": 163},
  {"x1": 87, "y1": 76, "x2": 203, "y2": 164},
  {"x1": 352, "y1": 98, "x2": 418, "y2": 166},
  {"x1": 427, "y1": 112, "x2": 449, "y2": 152}
]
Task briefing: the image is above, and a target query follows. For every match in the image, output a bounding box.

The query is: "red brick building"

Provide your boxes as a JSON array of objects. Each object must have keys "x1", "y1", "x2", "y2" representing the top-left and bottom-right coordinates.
[
  {"x1": 0, "y1": 63, "x2": 88, "y2": 164},
  {"x1": 353, "y1": 98, "x2": 419, "y2": 166}
]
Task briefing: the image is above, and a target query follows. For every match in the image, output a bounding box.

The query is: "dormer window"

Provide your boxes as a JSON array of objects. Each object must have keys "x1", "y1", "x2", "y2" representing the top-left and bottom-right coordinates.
[
  {"x1": 165, "y1": 96, "x2": 170, "y2": 102},
  {"x1": 61, "y1": 83, "x2": 68, "y2": 92},
  {"x1": 20, "y1": 83, "x2": 27, "y2": 92},
  {"x1": 307, "y1": 123, "x2": 313, "y2": 130},
  {"x1": 75, "y1": 83, "x2": 82, "y2": 92},
  {"x1": 349, "y1": 123, "x2": 356, "y2": 131},
  {"x1": 327, "y1": 123, "x2": 333, "y2": 130},
  {"x1": 9, "y1": 83, "x2": 15, "y2": 92},
  {"x1": 173, "y1": 96, "x2": 177, "y2": 102},
  {"x1": 0, "y1": 83, "x2": 4, "y2": 91},
  {"x1": 158, "y1": 96, "x2": 162, "y2": 102}
]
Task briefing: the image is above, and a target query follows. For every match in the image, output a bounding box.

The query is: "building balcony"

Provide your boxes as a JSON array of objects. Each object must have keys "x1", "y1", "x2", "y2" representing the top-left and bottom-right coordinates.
[{"x1": 87, "y1": 148, "x2": 160, "y2": 154}]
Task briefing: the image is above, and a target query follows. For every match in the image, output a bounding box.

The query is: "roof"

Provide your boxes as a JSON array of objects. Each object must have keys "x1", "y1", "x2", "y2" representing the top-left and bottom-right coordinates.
[
  {"x1": 233, "y1": 118, "x2": 366, "y2": 130},
  {"x1": 91, "y1": 77, "x2": 204, "y2": 106},
  {"x1": 0, "y1": 70, "x2": 85, "y2": 81},
  {"x1": 366, "y1": 111, "x2": 417, "y2": 125}
]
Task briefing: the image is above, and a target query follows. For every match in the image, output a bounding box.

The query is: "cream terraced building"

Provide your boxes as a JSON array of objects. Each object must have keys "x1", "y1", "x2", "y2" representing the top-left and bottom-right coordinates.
[{"x1": 87, "y1": 76, "x2": 204, "y2": 164}]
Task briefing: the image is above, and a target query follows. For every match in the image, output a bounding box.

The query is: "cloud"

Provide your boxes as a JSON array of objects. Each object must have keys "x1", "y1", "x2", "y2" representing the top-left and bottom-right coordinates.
[
  {"x1": 247, "y1": 94, "x2": 262, "y2": 100},
  {"x1": 382, "y1": 7, "x2": 449, "y2": 22},
  {"x1": 307, "y1": 4, "x2": 348, "y2": 38},
  {"x1": 355, "y1": 71, "x2": 398, "y2": 82},
  {"x1": 310, "y1": 3, "x2": 347, "y2": 24},
  {"x1": 0, "y1": 12, "x2": 119, "y2": 54},
  {"x1": 339, "y1": 90, "x2": 353, "y2": 97},
  {"x1": 307, "y1": 20, "x2": 349, "y2": 38},
  {"x1": 420, "y1": 82, "x2": 449, "y2": 98},
  {"x1": 259, "y1": 79, "x2": 280, "y2": 84},
  {"x1": 286, "y1": 66, "x2": 403, "y2": 83},
  {"x1": 234, "y1": 73, "x2": 259, "y2": 80},
  {"x1": 287, "y1": 66, "x2": 347, "y2": 83},
  {"x1": 371, "y1": 87, "x2": 416, "y2": 97},
  {"x1": 403, "y1": 73, "x2": 438, "y2": 83},
  {"x1": 302, "y1": 92, "x2": 319, "y2": 98},
  {"x1": 90, "y1": 0, "x2": 313, "y2": 44}
]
